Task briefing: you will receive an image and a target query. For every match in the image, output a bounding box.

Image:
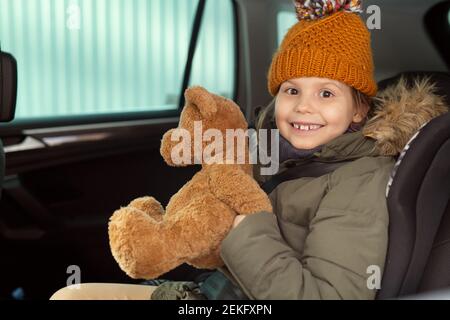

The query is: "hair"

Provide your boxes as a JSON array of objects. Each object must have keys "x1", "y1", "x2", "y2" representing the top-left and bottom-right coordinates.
[
  {"x1": 350, "y1": 87, "x2": 373, "y2": 131},
  {"x1": 255, "y1": 87, "x2": 373, "y2": 132}
]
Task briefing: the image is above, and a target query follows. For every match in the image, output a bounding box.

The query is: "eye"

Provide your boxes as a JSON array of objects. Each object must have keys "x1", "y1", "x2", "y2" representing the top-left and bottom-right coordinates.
[
  {"x1": 319, "y1": 90, "x2": 335, "y2": 98},
  {"x1": 285, "y1": 88, "x2": 299, "y2": 95}
]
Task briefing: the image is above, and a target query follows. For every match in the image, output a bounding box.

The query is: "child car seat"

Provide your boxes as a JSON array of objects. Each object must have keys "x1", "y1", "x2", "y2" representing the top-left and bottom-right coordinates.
[{"x1": 376, "y1": 71, "x2": 450, "y2": 299}]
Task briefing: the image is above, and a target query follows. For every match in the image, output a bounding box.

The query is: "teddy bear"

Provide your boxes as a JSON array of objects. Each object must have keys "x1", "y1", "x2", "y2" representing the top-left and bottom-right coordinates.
[{"x1": 108, "y1": 86, "x2": 273, "y2": 280}]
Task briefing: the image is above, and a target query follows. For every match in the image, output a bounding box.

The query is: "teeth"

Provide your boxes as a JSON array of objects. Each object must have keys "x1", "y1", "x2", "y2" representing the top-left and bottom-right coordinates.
[{"x1": 292, "y1": 123, "x2": 322, "y2": 131}]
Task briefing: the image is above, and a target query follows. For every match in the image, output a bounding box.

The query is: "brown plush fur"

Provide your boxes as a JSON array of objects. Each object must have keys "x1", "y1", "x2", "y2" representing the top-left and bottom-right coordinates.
[
  {"x1": 108, "y1": 86, "x2": 273, "y2": 280},
  {"x1": 363, "y1": 77, "x2": 448, "y2": 155}
]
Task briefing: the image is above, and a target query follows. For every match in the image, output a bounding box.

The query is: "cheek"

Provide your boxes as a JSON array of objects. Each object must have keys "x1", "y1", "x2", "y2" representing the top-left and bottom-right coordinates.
[
  {"x1": 322, "y1": 105, "x2": 353, "y2": 127},
  {"x1": 274, "y1": 102, "x2": 288, "y2": 123}
]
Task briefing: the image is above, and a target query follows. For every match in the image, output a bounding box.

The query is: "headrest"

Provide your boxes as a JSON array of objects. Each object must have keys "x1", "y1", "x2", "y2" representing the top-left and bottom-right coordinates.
[
  {"x1": 0, "y1": 49, "x2": 17, "y2": 122},
  {"x1": 378, "y1": 71, "x2": 450, "y2": 108}
]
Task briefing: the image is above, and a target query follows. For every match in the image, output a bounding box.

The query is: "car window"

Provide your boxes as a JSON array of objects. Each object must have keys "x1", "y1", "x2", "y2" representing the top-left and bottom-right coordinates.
[
  {"x1": 0, "y1": 0, "x2": 236, "y2": 120},
  {"x1": 189, "y1": 0, "x2": 236, "y2": 99},
  {"x1": 277, "y1": 10, "x2": 297, "y2": 45}
]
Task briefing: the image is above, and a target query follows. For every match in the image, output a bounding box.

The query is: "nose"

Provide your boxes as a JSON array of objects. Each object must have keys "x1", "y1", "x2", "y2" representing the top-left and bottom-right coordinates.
[{"x1": 294, "y1": 95, "x2": 315, "y2": 114}]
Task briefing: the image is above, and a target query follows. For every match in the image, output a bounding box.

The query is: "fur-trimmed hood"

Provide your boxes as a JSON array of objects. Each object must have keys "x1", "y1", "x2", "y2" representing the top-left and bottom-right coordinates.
[{"x1": 362, "y1": 77, "x2": 448, "y2": 156}]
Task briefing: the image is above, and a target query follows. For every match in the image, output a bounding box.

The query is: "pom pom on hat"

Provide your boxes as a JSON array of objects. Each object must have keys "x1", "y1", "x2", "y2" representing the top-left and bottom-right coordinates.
[{"x1": 294, "y1": 0, "x2": 363, "y2": 21}]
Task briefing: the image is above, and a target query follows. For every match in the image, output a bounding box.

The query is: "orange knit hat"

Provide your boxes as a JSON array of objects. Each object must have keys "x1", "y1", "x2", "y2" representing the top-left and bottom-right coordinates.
[{"x1": 268, "y1": 0, "x2": 377, "y2": 97}]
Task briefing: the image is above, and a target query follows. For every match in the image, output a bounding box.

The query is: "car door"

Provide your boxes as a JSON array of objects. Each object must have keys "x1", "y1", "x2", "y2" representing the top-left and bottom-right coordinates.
[{"x1": 0, "y1": 0, "x2": 238, "y2": 300}]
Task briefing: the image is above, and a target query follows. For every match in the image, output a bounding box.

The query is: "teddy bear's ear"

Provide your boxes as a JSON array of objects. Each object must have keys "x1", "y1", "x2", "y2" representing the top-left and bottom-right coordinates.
[{"x1": 184, "y1": 86, "x2": 218, "y2": 119}]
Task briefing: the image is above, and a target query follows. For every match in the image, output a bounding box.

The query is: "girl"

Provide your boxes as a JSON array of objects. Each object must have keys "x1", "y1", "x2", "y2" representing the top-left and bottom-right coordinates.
[{"x1": 51, "y1": 0, "x2": 447, "y2": 300}]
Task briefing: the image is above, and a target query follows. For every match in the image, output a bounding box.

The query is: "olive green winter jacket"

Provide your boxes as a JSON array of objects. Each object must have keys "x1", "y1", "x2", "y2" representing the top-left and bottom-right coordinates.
[{"x1": 221, "y1": 130, "x2": 394, "y2": 300}]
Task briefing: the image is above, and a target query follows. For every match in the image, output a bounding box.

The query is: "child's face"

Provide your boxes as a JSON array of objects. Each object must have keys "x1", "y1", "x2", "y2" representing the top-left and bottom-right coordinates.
[{"x1": 275, "y1": 77, "x2": 365, "y2": 149}]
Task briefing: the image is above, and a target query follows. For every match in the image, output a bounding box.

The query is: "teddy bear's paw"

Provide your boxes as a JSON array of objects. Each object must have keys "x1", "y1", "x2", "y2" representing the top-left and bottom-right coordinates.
[
  {"x1": 241, "y1": 195, "x2": 273, "y2": 215},
  {"x1": 128, "y1": 196, "x2": 165, "y2": 221},
  {"x1": 109, "y1": 207, "x2": 182, "y2": 279}
]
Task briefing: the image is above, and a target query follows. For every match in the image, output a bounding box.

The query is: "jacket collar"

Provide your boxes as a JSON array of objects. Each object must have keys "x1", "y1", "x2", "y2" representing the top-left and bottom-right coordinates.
[{"x1": 312, "y1": 131, "x2": 378, "y2": 161}]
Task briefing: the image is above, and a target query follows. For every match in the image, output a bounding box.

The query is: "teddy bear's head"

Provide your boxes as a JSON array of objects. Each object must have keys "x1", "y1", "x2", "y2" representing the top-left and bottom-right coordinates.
[{"x1": 160, "y1": 86, "x2": 249, "y2": 167}]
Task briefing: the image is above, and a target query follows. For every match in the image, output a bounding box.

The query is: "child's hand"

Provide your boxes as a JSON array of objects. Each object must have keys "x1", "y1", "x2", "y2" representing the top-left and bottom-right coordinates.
[{"x1": 232, "y1": 215, "x2": 247, "y2": 229}]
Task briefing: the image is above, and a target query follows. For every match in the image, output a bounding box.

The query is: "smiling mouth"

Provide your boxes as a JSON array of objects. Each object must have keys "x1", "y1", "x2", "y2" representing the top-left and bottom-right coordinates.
[{"x1": 290, "y1": 123, "x2": 324, "y2": 131}]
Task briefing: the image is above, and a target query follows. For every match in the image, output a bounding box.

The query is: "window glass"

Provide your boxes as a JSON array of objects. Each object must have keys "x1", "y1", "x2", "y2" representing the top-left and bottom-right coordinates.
[
  {"x1": 277, "y1": 10, "x2": 297, "y2": 45},
  {"x1": 0, "y1": 0, "x2": 199, "y2": 119},
  {"x1": 189, "y1": 0, "x2": 236, "y2": 99}
]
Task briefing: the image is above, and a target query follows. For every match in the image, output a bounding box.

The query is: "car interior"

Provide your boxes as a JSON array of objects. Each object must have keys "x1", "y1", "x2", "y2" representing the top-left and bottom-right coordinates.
[{"x1": 0, "y1": 0, "x2": 450, "y2": 300}]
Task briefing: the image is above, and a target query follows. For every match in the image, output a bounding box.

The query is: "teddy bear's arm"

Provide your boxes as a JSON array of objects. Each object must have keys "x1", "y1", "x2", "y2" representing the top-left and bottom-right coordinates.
[{"x1": 207, "y1": 164, "x2": 273, "y2": 216}]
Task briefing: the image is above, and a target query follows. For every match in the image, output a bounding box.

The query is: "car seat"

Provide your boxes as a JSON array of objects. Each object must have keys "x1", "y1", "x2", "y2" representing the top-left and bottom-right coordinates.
[{"x1": 376, "y1": 71, "x2": 450, "y2": 299}]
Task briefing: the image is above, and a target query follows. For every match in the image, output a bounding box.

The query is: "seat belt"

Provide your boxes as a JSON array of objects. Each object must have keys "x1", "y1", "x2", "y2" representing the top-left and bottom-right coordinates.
[{"x1": 262, "y1": 160, "x2": 354, "y2": 194}]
